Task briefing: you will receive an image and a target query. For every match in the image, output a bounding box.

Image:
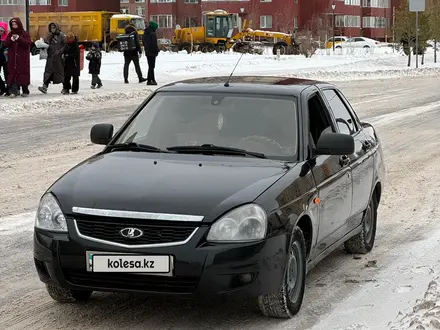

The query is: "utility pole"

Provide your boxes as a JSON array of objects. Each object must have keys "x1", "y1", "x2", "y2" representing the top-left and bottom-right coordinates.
[
  {"x1": 25, "y1": 0, "x2": 30, "y2": 31},
  {"x1": 409, "y1": 0, "x2": 425, "y2": 68}
]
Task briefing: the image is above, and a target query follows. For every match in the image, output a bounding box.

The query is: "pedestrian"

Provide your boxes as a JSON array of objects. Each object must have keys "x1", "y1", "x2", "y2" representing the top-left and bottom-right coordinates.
[
  {"x1": 3, "y1": 17, "x2": 31, "y2": 97},
  {"x1": 38, "y1": 22, "x2": 66, "y2": 94},
  {"x1": 143, "y1": 20, "x2": 159, "y2": 86},
  {"x1": 61, "y1": 32, "x2": 80, "y2": 94},
  {"x1": 123, "y1": 24, "x2": 147, "y2": 84},
  {"x1": 86, "y1": 42, "x2": 103, "y2": 89},
  {"x1": 0, "y1": 21, "x2": 9, "y2": 96}
]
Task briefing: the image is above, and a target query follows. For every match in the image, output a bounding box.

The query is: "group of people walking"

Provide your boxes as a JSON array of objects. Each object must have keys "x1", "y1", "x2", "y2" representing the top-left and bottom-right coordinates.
[{"x1": 0, "y1": 17, "x2": 160, "y2": 97}]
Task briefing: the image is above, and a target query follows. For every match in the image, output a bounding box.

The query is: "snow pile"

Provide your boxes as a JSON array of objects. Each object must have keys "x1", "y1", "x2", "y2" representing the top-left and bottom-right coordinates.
[
  {"x1": 1, "y1": 49, "x2": 439, "y2": 116},
  {"x1": 0, "y1": 86, "x2": 154, "y2": 117},
  {"x1": 389, "y1": 279, "x2": 440, "y2": 330}
]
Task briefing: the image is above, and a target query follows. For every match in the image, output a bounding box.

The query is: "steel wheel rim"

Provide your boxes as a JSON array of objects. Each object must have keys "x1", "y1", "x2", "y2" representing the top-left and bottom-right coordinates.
[
  {"x1": 364, "y1": 204, "x2": 373, "y2": 243},
  {"x1": 287, "y1": 243, "x2": 303, "y2": 303}
]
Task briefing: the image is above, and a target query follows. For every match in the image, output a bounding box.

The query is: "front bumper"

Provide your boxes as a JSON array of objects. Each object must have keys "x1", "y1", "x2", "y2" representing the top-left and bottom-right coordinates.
[{"x1": 33, "y1": 221, "x2": 289, "y2": 299}]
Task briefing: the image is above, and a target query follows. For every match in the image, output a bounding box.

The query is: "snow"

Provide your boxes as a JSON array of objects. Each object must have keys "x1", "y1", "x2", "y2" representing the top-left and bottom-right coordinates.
[
  {"x1": 312, "y1": 227, "x2": 440, "y2": 330},
  {"x1": 1, "y1": 46, "x2": 439, "y2": 117}
]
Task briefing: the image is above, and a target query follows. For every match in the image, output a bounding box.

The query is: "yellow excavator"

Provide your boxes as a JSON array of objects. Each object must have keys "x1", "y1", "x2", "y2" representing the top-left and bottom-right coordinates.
[{"x1": 171, "y1": 9, "x2": 300, "y2": 55}]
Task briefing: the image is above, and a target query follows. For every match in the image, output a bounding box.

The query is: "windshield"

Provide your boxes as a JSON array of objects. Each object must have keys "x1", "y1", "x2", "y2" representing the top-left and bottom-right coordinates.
[
  {"x1": 115, "y1": 92, "x2": 298, "y2": 159},
  {"x1": 131, "y1": 18, "x2": 146, "y2": 30},
  {"x1": 206, "y1": 15, "x2": 233, "y2": 38}
]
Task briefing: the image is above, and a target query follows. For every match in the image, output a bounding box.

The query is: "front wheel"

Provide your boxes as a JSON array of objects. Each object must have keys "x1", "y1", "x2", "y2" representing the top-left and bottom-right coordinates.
[
  {"x1": 258, "y1": 227, "x2": 307, "y2": 318},
  {"x1": 344, "y1": 195, "x2": 378, "y2": 254},
  {"x1": 46, "y1": 284, "x2": 93, "y2": 303}
]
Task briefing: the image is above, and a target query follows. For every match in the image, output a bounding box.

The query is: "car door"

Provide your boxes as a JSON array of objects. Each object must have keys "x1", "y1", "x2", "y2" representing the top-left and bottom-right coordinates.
[
  {"x1": 303, "y1": 88, "x2": 353, "y2": 259},
  {"x1": 321, "y1": 88, "x2": 374, "y2": 230}
]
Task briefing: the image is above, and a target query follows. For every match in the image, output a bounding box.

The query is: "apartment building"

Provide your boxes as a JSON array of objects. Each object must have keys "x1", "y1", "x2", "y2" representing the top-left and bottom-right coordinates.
[
  {"x1": 29, "y1": 0, "x2": 120, "y2": 13},
  {"x1": 0, "y1": 0, "x2": 26, "y2": 25}
]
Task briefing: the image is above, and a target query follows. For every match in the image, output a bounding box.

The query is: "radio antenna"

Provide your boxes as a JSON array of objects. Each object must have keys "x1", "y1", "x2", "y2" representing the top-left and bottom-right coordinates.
[{"x1": 224, "y1": 52, "x2": 245, "y2": 87}]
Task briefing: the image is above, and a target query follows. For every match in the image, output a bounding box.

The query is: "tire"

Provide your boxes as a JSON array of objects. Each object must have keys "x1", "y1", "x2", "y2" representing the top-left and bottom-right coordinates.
[
  {"x1": 46, "y1": 284, "x2": 93, "y2": 303},
  {"x1": 258, "y1": 227, "x2": 307, "y2": 318},
  {"x1": 344, "y1": 195, "x2": 378, "y2": 254},
  {"x1": 273, "y1": 42, "x2": 287, "y2": 55}
]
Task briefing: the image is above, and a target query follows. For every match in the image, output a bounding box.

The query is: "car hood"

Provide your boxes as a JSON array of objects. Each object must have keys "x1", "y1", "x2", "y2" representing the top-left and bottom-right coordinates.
[{"x1": 51, "y1": 152, "x2": 293, "y2": 223}]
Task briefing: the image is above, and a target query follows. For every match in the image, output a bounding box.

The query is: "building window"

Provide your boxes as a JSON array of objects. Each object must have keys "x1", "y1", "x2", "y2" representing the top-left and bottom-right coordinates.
[
  {"x1": 120, "y1": 0, "x2": 129, "y2": 3},
  {"x1": 184, "y1": 17, "x2": 197, "y2": 27},
  {"x1": 363, "y1": 16, "x2": 389, "y2": 28},
  {"x1": 184, "y1": 0, "x2": 197, "y2": 3},
  {"x1": 260, "y1": 16, "x2": 272, "y2": 28},
  {"x1": 335, "y1": 15, "x2": 361, "y2": 27},
  {"x1": 344, "y1": 0, "x2": 360, "y2": 5},
  {"x1": 135, "y1": 0, "x2": 145, "y2": 2},
  {"x1": 120, "y1": 7, "x2": 129, "y2": 14},
  {"x1": 150, "y1": 15, "x2": 173, "y2": 28},
  {"x1": 294, "y1": 16, "x2": 298, "y2": 29},
  {"x1": 39, "y1": 0, "x2": 51, "y2": 4},
  {"x1": 294, "y1": 0, "x2": 298, "y2": 3},
  {"x1": 362, "y1": 0, "x2": 390, "y2": 8},
  {"x1": 150, "y1": 0, "x2": 175, "y2": 3},
  {"x1": 58, "y1": 0, "x2": 68, "y2": 6},
  {"x1": 3, "y1": 0, "x2": 18, "y2": 4},
  {"x1": 136, "y1": 6, "x2": 145, "y2": 16},
  {"x1": 260, "y1": 0, "x2": 272, "y2": 2}
]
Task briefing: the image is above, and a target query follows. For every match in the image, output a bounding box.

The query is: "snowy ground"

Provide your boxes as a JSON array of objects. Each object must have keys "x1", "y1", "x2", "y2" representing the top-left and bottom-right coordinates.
[
  {"x1": 1, "y1": 46, "x2": 440, "y2": 116},
  {"x1": 2, "y1": 76, "x2": 440, "y2": 329}
]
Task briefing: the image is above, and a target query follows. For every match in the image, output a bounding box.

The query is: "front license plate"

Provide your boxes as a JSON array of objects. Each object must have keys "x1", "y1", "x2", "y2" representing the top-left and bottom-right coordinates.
[{"x1": 91, "y1": 254, "x2": 170, "y2": 273}]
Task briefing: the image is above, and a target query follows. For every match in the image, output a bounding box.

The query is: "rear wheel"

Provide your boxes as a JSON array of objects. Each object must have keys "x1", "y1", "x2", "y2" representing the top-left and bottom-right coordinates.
[
  {"x1": 273, "y1": 42, "x2": 288, "y2": 55},
  {"x1": 258, "y1": 227, "x2": 307, "y2": 318},
  {"x1": 344, "y1": 195, "x2": 378, "y2": 254},
  {"x1": 46, "y1": 284, "x2": 93, "y2": 303}
]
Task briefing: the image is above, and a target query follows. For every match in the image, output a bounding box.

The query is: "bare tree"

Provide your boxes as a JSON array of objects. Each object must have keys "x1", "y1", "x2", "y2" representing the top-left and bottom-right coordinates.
[
  {"x1": 247, "y1": 0, "x2": 261, "y2": 30},
  {"x1": 274, "y1": 2, "x2": 296, "y2": 33}
]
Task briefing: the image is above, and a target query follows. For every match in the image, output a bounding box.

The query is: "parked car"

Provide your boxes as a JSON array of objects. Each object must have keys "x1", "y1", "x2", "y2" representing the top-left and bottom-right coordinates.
[
  {"x1": 337, "y1": 37, "x2": 380, "y2": 51},
  {"x1": 33, "y1": 75, "x2": 385, "y2": 319},
  {"x1": 326, "y1": 36, "x2": 348, "y2": 49}
]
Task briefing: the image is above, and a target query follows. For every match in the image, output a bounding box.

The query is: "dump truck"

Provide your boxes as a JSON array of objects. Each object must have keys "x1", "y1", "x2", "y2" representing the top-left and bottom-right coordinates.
[
  {"x1": 171, "y1": 9, "x2": 300, "y2": 55},
  {"x1": 29, "y1": 11, "x2": 146, "y2": 54}
]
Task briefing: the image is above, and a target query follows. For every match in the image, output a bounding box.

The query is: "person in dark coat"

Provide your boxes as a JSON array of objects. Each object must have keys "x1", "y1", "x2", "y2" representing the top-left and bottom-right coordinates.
[
  {"x1": 62, "y1": 32, "x2": 80, "y2": 94},
  {"x1": 38, "y1": 22, "x2": 66, "y2": 94},
  {"x1": 123, "y1": 24, "x2": 146, "y2": 84},
  {"x1": 143, "y1": 20, "x2": 159, "y2": 86},
  {"x1": 0, "y1": 21, "x2": 9, "y2": 96},
  {"x1": 86, "y1": 42, "x2": 103, "y2": 89},
  {"x1": 3, "y1": 17, "x2": 31, "y2": 97}
]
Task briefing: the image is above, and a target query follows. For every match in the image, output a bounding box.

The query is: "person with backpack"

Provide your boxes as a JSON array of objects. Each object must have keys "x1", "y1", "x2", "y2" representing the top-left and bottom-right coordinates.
[
  {"x1": 122, "y1": 24, "x2": 147, "y2": 84},
  {"x1": 86, "y1": 42, "x2": 103, "y2": 89},
  {"x1": 142, "y1": 20, "x2": 159, "y2": 86},
  {"x1": 61, "y1": 32, "x2": 80, "y2": 94}
]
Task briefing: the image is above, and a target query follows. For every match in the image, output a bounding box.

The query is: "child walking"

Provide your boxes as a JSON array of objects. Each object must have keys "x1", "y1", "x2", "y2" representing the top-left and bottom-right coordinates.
[{"x1": 86, "y1": 42, "x2": 102, "y2": 89}]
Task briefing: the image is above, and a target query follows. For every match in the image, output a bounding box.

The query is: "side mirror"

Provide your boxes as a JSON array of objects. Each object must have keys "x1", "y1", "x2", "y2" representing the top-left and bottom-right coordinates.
[
  {"x1": 315, "y1": 132, "x2": 355, "y2": 156},
  {"x1": 90, "y1": 123, "x2": 114, "y2": 145}
]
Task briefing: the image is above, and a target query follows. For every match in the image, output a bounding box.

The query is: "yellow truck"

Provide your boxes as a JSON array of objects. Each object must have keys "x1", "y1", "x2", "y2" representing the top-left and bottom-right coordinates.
[{"x1": 29, "y1": 11, "x2": 146, "y2": 54}]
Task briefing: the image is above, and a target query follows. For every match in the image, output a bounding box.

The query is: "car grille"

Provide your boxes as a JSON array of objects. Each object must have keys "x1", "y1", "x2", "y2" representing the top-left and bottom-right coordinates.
[
  {"x1": 64, "y1": 270, "x2": 199, "y2": 293},
  {"x1": 75, "y1": 218, "x2": 197, "y2": 246}
]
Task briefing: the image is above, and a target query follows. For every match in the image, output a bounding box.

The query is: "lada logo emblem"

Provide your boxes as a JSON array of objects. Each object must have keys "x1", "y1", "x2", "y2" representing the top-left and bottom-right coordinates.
[{"x1": 120, "y1": 227, "x2": 143, "y2": 239}]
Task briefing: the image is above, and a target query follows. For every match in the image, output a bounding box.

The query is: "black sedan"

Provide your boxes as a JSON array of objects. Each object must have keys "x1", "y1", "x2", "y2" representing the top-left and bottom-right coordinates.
[{"x1": 33, "y1": 76, "x2": 385, "y2": 319}]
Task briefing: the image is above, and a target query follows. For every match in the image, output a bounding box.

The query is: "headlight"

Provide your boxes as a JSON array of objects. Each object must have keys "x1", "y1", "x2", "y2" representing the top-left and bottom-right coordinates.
[
  {"x1": 207, "y1": 204, "x2": 267, "y2": 242},
  {"x1": 35, "y1": 193, "x2": 68, "y2": 232}
]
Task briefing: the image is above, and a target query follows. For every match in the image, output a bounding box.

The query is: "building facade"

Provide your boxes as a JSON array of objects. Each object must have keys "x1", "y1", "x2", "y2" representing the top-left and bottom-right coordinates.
[
  {"x1": 300, "y1": 0, "x2": 395, "y2": 42},
  {"x1": 0, "y1": 0, "x2": 26, "y2": 26},
  {"x1": 120, "y1": 0, "x2": 146, "y2": 17},
  {"x1": 29, "y1": 0, "x2": 120, "y2": 13}
]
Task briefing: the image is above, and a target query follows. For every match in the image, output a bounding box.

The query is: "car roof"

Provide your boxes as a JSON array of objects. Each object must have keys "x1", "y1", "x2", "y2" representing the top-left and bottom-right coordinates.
[{"x1": 156, "y1": 76, "x2": 332, "y2": 96}]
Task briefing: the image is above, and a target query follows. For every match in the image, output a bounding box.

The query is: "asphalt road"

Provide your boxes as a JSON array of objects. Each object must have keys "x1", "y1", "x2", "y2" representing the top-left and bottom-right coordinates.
[{"x1": 1, "y1": 76, "x2": 440, "y2": 329}]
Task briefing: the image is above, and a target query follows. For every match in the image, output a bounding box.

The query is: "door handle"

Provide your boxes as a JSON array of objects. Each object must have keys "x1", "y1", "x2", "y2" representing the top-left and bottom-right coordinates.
[
  {"x1": 362, "y1": 140, "x2": 372, "y2": 151},
  {"x1": 339, "y1": 155, "x2": 350, "y2": 167}
]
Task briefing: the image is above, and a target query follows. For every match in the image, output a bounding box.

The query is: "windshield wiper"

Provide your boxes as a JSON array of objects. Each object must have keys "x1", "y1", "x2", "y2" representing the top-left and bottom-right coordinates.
[
  {"x1": 107, "y1": 142, "x2": 170, "y2": 153},
  {"x1": 167, "y1": 144, "x2": 267, "y2": 159}
]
